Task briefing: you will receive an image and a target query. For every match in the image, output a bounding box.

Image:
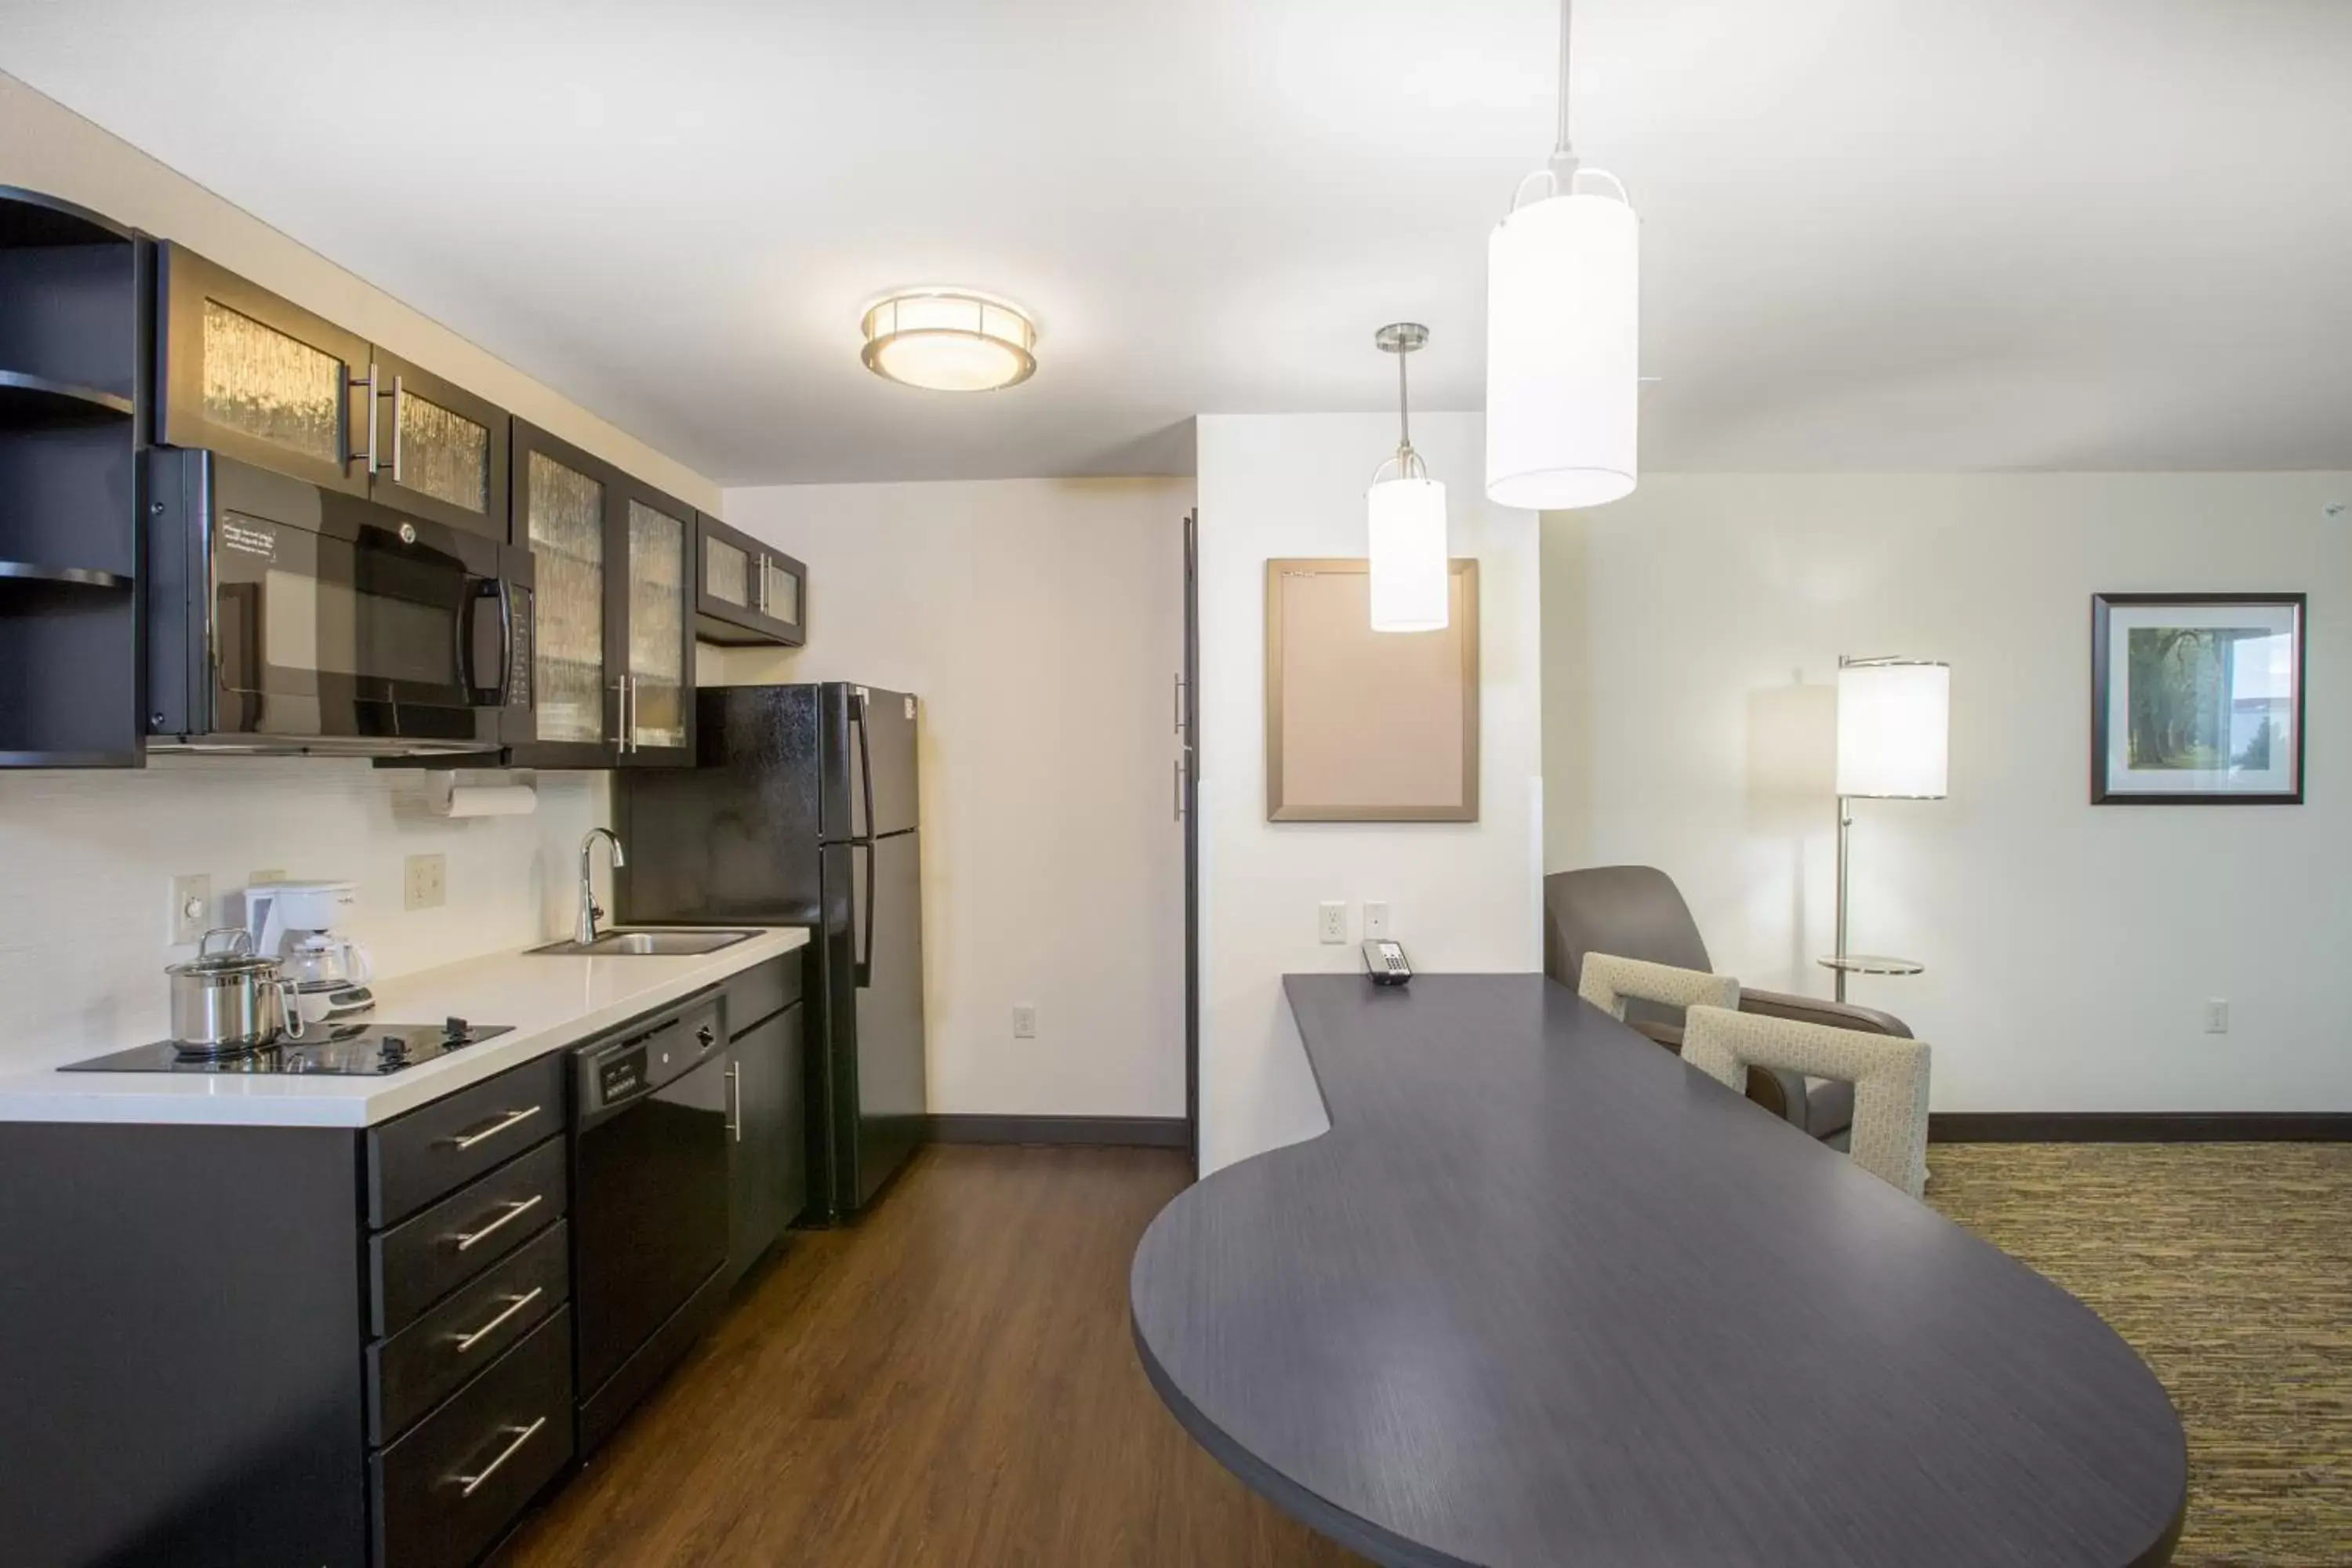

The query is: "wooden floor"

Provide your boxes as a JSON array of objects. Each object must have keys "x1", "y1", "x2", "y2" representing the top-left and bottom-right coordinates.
[{"x1": 499, "y1": 1144, "x2": 1363, "y2": 1567}]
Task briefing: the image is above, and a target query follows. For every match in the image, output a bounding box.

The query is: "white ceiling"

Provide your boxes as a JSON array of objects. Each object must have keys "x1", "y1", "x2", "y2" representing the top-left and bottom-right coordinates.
[{"x1": 5, "y1": 1, "x2": 2347, "y2": 484}]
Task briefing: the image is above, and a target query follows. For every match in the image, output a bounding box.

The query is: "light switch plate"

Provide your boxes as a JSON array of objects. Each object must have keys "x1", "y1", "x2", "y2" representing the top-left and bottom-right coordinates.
[
  {"x1": 1318, "y1": 901, "x2": 1348, "y2": 944},
  {"x1": 169, "y1": 874, "x2": 212, "y2": 945},
  {"x1": 2203, "y1": 998, "x2": 2229, "y2": 1035},
  {"x1": 1012, "y1": 1004, "x2": 1038, "y2": 1040},
  {"x1": 1363, "y1": 902, "x2": 1391, "y2": 939},
  {"x1": 403, "y1": 853, "x2": 447, "y2": 911}
]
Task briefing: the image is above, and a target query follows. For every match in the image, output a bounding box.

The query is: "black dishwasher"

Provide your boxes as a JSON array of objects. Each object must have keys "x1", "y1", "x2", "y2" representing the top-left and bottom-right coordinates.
[{"x1": 569, "y1": 994, "x2": 730, "y2": 1454}]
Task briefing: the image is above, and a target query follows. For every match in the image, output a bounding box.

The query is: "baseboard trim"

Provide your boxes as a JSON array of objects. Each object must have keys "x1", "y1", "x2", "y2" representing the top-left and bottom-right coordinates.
[
  {"x1": 1930, "y1": 1112, "x2": 2352, "y2": 1144},
  {"x1": 927, "y1": 1114, "x2": 1191, "y2": 1149}
]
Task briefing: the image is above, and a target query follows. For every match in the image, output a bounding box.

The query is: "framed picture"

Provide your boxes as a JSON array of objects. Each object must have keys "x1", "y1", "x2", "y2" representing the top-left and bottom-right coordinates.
[
  {"x1": 1265, "y1": 558, "x2": 1479, "y2": 822},
  {"x1": 2091, "y1": 593, "x2": 2305, "y2": 804}
]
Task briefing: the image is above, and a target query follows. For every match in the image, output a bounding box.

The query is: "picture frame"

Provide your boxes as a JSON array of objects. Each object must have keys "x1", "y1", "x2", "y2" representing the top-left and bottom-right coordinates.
[
  {"x1": 2090, "y1": 593, "x2": 2305, "y2": 805},
  {"x1": 1265, "y1": 557, "x2": 1479, "y2": 822}
]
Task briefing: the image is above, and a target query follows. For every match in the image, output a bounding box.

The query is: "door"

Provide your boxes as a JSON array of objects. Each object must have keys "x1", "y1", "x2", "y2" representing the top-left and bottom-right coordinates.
[
  {"x1": 509, "y1": 422, "x2": 618, "y2": 767},
  {"x1": 614, "y1": 479, "x2": 695, "y2": 767},
  {"x1": 849, "y1": 828, "x2": 927, "y2": 1210},
  {"x1": 693, "y1": 514, "x2": 808, "y2": 648},
  {"x1": 1181, "y1": 508, "x2": 1200, "y2": 1176},
  {"x1": 155, "y1": 242, "x2": 370, "y2": 496},
  {"x1": 365, "y1": 348, "x2": 509, "y2": 540},
  {"x1": 726, "y1": 1003, "x2": 807, "y2": 1281}
]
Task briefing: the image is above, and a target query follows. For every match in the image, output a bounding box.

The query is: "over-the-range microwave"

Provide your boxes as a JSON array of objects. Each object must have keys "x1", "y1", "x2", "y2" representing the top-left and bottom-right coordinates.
[{"x1": 144, "y1": 447, "x2": 534, "y2": 756}]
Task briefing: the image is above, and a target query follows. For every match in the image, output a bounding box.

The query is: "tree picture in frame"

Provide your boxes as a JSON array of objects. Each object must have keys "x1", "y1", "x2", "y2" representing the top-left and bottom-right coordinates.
[{"x1": 2091, "y1": 593, "x2": 2305, "y2": 804}]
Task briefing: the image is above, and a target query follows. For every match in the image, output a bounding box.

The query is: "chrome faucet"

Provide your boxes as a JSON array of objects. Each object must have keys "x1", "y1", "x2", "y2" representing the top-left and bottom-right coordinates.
[{"x1": 576, "y1": 828, "x2": 626, "y2": 945}]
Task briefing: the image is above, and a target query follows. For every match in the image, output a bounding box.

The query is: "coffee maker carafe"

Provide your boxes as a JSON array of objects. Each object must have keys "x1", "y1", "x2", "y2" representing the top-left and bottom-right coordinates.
[{"x1": 245, "y1": 880, "x2": 376, "y2": 1025}]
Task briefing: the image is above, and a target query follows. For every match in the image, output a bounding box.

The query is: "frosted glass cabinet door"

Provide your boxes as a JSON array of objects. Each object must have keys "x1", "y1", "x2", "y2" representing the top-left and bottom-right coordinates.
[
  {"x1": 369, "y1": 350, "x2": 510, "y2": 539},
  {"x1": 157, "y1": 242, "x2": 369, "y2": 495},
  {"x1": 522, "y1": 447, "x2": 608, "y2": 747},
  {"x1": 692, "y1": 513, "x2": 808, "y2": 648},
  {"x1": 704, "y1": 532, "x2": 751, "y2": 611},
  {"x1": 626, "y1": 499, "x2": 690, "y2": 755}
]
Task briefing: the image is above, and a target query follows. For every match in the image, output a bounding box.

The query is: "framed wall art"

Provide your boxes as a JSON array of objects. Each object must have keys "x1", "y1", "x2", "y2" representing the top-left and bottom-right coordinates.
[
  {"x1": 2091, "y1": 592, "x2": 2304, "y2": 804},
  {"x1": 1265, "y1": 558, "x2": 1479, "y2": 822}
]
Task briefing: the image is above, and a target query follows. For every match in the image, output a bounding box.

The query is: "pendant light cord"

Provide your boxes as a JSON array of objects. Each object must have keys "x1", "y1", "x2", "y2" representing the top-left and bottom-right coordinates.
[
  {"x1": 1551, "y1": 0, "x2": 1579, "y2": 180},
  {"x1": 1396, "y1": 349, "x2": 1412, "y2": 452}
]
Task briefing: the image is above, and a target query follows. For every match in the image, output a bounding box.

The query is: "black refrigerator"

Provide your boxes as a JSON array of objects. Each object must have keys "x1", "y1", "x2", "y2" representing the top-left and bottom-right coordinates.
[{"x1": 615, "y1": 683, "x2": 926, "y2": 1223}]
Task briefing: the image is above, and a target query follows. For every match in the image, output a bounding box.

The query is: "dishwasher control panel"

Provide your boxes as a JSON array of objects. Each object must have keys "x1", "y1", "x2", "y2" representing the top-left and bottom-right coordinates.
[{"x1": 575, "y1": 997, "x2": 722, "y2": 1115}]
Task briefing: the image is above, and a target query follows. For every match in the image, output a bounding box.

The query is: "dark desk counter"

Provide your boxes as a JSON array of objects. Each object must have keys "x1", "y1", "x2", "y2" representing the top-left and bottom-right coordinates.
[{"x1": 1131, "y1": 974, "x2": 2185, "y2": 1567}]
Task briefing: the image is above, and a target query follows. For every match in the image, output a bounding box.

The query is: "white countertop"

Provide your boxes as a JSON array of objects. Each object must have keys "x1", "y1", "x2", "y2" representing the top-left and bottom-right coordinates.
[{"x1": 0, "y1": 928, "x2": 809, "y2": 1129}]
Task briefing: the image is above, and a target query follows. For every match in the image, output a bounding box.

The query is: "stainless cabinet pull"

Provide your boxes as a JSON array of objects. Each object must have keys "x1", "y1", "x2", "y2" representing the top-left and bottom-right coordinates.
[
  {"x1": 623, "y1": 673, "x2": 637, "y2": 753},
  {"x1": 725, "y1": 1061, "x2": 742, "y2": 1142},
  {"x1": 451, "y1": 1287, "x2": 544, "y2": 1352},
  {"x1": 389, "y1": 373, "x2": 405, "y2": 485},
  {"x1": 351, "y1": 361, "x2": 379, "y2": 474},
  {"x1": 451, "y1": 1194, "x2": 543, "y2": 1253},
  {"x1": 1174, "y1": 758, "x2": 1185, "y2": 820},
  {"x1": 454, "y1": 1416, "x2": 547, "y2": 1498},
  {"x1": 753, "y1": 556, "x2": 767, "y2": 614},
  {"x1": 445, "y1": 1105, "x2": 539, "y2": 1151},
  {"x1": 1174, "y1": 673, "x2": 1185, "y2": 734}
]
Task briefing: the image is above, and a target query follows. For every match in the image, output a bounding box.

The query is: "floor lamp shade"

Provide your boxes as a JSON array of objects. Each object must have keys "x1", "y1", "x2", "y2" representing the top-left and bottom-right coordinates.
[
  {"x1": 1484, "y1": 183, "x2": 1640, "y2": 511},
  {"x1": 1836, "y1": 661, "x2": 1950, "y2": 798},
  {"x1": 1367, "y1": 476, "x2": 1450, "y2": 632}
]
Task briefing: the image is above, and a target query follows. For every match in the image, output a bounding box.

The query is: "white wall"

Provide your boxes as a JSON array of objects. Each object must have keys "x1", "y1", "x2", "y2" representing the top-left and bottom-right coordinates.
[
  {"x1": 0, "y1": 762, "x2": 604, "y2": 1071},
  {"x1": 1196, "y1": 415, "x2": 1544, "y2": 1173},
  {"x1": 0, "y1": 71, "x2": 718, "y2": 511},
  {"x1": 1544, "y1": 472, "x2": 2352, "y2": 1113},
  {"x1": 713, "y1": 478, "x2": 1192, "y2": 1120}
]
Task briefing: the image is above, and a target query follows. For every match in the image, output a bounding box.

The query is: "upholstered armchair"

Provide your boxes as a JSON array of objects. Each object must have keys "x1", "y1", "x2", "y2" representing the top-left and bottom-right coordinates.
[{"x1": 1541, "y1": 865, "x2": 1915, "y2": 1146}]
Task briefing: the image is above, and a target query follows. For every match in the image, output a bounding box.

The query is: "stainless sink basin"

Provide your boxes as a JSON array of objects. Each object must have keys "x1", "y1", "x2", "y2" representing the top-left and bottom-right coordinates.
[{"x1": 528, "y1": 929, "x2": 758, "y2": 957}]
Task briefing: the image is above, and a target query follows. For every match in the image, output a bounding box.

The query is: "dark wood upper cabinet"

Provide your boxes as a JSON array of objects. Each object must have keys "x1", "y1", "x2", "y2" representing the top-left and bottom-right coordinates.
[
  {"x1": 154, "y1": 242, "x2": 509, "y2": 539},
  {"x1": 503, "y1": 421, "x2": 695, "y2": 768},
  {"x1": 695, "y1": 511, "x2": 806, "y2": 648}
]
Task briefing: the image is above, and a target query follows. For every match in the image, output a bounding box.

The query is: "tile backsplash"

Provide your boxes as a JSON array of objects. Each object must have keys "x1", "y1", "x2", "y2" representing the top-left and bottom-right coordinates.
[{"x1": 0, "y1": 757, "x2": 605, "y2": 1069}]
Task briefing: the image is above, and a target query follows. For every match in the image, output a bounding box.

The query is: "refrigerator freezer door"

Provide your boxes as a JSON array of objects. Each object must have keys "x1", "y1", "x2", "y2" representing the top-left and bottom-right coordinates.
[{"x1": 853, "y1": 686, "x2": 920, "y2": 840}]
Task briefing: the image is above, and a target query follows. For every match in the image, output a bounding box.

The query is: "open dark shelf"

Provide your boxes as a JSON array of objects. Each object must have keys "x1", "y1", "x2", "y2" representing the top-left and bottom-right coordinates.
[
  {"x1": 0, "y1": 371, "x2": 136, "y2": 425},
  {"x1": 0, "y1": 187, "x2": 134, "y2": 250},
  {"x1": 0, "y1": 561, "x2": 132, "y2": 590}
]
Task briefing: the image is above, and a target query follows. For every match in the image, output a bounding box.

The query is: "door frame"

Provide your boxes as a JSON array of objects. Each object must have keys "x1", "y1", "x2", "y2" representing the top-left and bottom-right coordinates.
[{"x1": 1181, "y1": 507, "x2": 1200, "y2": 1178}]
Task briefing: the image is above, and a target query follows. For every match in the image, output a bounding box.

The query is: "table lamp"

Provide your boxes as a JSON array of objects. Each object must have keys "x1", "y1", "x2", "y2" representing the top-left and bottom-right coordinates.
[{"x1": 1824, "y1": 655, "x2": 1950, "y2": 1002}]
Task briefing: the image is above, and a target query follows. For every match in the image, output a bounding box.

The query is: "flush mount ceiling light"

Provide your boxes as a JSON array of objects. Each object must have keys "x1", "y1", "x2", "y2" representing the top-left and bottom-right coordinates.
[
  {"x1": 1367, "y1": 322, "x2": 1449, "y2": 633},
  {"x1": 859, "y1": 289, "x2": 1036, "y2": 392},
  {"x1": 1485, "y1": 0, "x2": 1639, "y2": 510}
]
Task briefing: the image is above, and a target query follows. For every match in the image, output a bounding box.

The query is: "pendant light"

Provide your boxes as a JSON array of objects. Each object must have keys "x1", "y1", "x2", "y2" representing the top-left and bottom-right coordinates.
[
  {"x1": 1484, "y1": 0, "x2": 1639, "y2": 510},
  {"x1": 1367, "y1": 322, "x2": 1449, "y2": 633}
]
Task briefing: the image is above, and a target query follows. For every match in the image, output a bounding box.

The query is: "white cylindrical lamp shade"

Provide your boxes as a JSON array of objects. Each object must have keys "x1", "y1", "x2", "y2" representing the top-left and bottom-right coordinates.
[
  {"x1": 1484, "y1": 181, "x2": 1639, "y2": 511},
  {"x1": 1366, "y1": 476, "x2": 1449, "y2": 632},
  {"x1": 1837, "y1": 662, "x2": 1951, "y2": 798}
]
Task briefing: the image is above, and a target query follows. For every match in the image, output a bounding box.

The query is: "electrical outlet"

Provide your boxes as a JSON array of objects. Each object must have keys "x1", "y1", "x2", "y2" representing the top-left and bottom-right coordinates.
[
  {"x1": 1318, "y1": 901, "x2": 1348, "y2": 945},
  {"x1": 169, "y1": 873, "x2": 212, "y2": 945},
  {"x1": 1012, "y1": 1004, "x2": 1038, "y2": 1040},
  {"x1": 1363, "y1": 902, "x2": 1391, "y2": 939},
  {"x1": 2203, "y1": 998, "x2": 2230, "y2": 1035},
  {"x1": 403, "y1": 853, "x2": 447, "y2": 911}
]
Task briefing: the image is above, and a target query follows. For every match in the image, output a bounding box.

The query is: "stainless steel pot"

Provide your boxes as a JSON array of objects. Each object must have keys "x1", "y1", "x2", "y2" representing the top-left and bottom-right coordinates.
[{"x1": 165, "y1": 929, "x2": 307, "y2": 1054}]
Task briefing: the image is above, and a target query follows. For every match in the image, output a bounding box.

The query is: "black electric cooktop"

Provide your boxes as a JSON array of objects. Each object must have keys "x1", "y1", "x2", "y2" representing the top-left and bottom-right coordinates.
[{"x1": 62, "y1": 1020, "x2": 513, "y2": 1076}]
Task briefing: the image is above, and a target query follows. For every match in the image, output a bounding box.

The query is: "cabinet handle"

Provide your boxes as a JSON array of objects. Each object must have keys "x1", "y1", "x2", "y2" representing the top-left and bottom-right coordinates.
[
  {"x1": 445, "y1": 1104, "x2": 540, "y2": 1151},
  {"x1": 451, "y1": 1194, "x2": 543, "y2": 1253},
  {"x1": 454, "y1": 1416, "x2": 547, "y2": 1498},
  {"x1": 351, "y1": 361, "x2": 379, "y2": 474},
  {"x1": 1174, "y1": 757, "x2": 1185, "y2": 821},
  {"x1": 725, "y1": 1061, "x2": 742, "y2": 1142},
  {"x1": 753, "y1": 556, "x2": 767, "y2": 614},
  {"x1": 389, "y1": 373, "x2": 405, "y2": 485},
  {"x1": 450, "y1": 1287, "x2": 545, "y2": 1352},
  {"x1": 1174, "y1": 673, "x2": 1185, "y2": 734}
]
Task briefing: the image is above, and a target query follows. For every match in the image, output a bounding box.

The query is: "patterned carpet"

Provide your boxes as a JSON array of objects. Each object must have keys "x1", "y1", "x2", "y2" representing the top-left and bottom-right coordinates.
[{"x1": 1928, "y1": 1143, "x2": 2352, "y2": 1566}]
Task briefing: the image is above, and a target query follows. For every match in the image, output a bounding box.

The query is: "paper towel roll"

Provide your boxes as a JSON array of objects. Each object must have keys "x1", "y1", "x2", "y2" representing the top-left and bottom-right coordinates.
[{"x1": 439, "y1": 783, "x2": 538, "y2": 818}]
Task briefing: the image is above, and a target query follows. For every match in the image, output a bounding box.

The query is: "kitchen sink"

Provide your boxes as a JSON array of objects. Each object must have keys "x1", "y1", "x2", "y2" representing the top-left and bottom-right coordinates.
[{"x1": 527, "y1": 929, "x2": 759, "y2": 957}]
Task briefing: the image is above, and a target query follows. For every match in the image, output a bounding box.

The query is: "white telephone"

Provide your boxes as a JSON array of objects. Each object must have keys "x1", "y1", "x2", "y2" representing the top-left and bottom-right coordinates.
[{"x1": 1361, "y1": 939, "x2": 1413, "y2": 986}]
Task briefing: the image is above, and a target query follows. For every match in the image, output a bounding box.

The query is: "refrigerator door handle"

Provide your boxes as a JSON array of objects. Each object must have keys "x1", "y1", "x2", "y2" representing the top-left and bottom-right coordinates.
[
  {"x1": 850, "y1": 689, "x2": 876, "y2": 843},
  {"x1": 854, "y1": 839, "x2": 877, "y2": 989}
]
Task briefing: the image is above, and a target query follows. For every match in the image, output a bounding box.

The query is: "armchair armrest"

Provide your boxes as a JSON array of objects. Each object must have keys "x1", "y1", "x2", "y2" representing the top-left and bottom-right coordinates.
[{"x1": 1733, "y1": 989, "x2": 1911, "y2": 1132}]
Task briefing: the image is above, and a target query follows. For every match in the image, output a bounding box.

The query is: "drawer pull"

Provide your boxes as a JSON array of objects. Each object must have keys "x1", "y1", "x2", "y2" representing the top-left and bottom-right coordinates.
[
  {"x1": 453, "y1": 1415, "x2": 547, "y2": 1499},
  {"x1": 445, "y1": 1105, "x2": 541, "y2": 1151},
  {"x1": 450, "y1": 1287, "x2": 546, "y2": 1352},
  {"x1": 451, "y1": 1195, "x2": 543, "y2": 1253}
]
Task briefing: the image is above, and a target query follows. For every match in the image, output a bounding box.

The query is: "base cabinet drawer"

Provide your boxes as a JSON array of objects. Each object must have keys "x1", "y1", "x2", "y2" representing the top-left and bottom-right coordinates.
[
  {"x1": 368, "y1": 1220, "x2": 571, "y2": 1446},
  {"x1": 372, "y1": 1137, "x2": 567, "y2": 1336},
  {"x1": 368, "y1": 1054, "x2": 565, "y2": 1228},
  {"x1": 372, "y1": 1305, "x2": 575, "y2": 1568}
]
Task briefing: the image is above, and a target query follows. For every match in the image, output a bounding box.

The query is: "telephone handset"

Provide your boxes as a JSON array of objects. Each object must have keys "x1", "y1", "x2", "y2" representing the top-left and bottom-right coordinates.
[{"x1": 1361, "y1": 939, "x2": 1413, "y2": 986}]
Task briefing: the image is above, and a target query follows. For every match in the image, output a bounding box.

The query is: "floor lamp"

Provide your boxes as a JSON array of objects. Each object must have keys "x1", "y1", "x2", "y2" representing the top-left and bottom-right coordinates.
[{"x1": 1823, "y1": 656, "x2": 1950, "y2": 1003}]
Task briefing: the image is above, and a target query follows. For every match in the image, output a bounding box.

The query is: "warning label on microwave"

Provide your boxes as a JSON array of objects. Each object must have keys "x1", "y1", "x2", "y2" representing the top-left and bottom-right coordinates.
[{"x1": 220, "y1": 517, "x2": 277, "y2": 561}]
